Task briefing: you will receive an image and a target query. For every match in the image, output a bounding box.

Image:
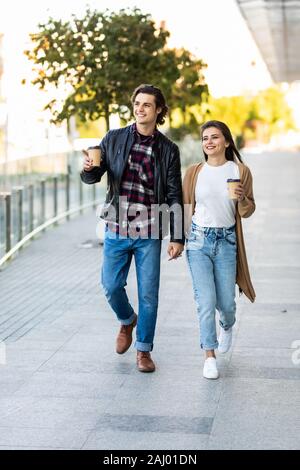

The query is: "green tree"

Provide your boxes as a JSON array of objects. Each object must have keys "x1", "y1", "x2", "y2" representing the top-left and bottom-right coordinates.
[
  {"x1": 25, "y1": 8, "x2": 170, "y2": 132},
  {"x1": 206, "y1": 86, "x2": 295, "y2": 145},
  {"x1": 25, "y1": 8, "x2": 209, "y2": 137},
  {"x1": 207, "y1": 95, "x2": 250, "y2": 138},
  {"x1": 171, "y1": 48, "x2": 208, "y2": 125},
  {"x1": 250, "y1": 86, "x2": 295, "y2": 137}
]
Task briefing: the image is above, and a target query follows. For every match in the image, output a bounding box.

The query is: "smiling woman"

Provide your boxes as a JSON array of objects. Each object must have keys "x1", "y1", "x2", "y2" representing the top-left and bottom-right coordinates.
[
  {"x1": 183, "y1": 120, "x2": 256, "y2": 380},
  {"x1": 201, "y1": 121, "x2": 244, "y2": 164}
]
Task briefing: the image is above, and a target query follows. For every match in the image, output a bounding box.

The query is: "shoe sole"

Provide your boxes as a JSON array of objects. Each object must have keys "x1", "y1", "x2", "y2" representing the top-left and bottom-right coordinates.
[
  {"x1": 137, "y1": 367, "x2": 155, "y2": 373},
  {"x1": 203, "y1": 374, "x2": 219, "y2": 380}
]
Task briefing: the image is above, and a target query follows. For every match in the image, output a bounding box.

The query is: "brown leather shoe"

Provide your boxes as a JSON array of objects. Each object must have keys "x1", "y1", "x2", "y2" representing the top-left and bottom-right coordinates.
[
  {"x1": 136, "y1": 351, "x2": 155, "y2": 373},
  {"x1": 116, "y1": 314, "x2": 137, "y2": 354}
]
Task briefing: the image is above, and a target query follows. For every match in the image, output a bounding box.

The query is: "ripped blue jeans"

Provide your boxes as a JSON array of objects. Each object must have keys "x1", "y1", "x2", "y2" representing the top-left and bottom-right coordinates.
[{"x1": 186, "y1": 222, "x2": 237, "y2": 350}]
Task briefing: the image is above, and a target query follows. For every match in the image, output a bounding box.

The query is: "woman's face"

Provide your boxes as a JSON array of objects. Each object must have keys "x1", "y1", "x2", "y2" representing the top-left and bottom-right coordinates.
[{"x1": 202, "y1": 127, "x2": 228, "y2": 157}]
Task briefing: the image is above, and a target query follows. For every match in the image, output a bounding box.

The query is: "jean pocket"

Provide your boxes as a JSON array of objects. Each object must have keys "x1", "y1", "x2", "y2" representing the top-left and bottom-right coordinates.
[
  {"x1": 188, "y1": 232, "x2": 197, "y2": 242},
  {"x1": 225, "y1": 232, "x2": 237, "y2": 246},
  {"x1": 187, "y1": 231, "x2": 204, "y2": 250}
]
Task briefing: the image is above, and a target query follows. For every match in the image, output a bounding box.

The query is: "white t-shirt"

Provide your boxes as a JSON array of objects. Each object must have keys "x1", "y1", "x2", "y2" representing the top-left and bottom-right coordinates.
[{"x1": 192, "y1": 161, "x2": 240, "y2": 228}]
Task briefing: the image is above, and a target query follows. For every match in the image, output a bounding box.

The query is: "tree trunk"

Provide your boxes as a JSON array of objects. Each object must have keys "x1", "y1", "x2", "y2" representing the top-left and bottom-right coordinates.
[
  {"x1": 104, "y1": 105, "x2": 110, "y2": 132},
  {"x1": 169, "y1": 111, "x2": 173, "y2": 130},
  {"x1": 182, "y1": 106, "x2": 187, "y2": 125},
  {"x1": 66, "y1": 116, "x2": 77, "y2": 145}
]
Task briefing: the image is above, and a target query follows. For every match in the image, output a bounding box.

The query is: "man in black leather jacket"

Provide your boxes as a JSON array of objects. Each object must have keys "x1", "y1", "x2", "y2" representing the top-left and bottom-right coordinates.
[{"x1": 81, "y1": 84, "x2": 184, "y2": 372}]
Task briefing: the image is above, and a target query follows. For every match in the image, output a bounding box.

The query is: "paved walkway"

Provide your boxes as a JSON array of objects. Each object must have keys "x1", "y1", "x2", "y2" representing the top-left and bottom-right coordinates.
[{"x1": 0, "y1": 151, "x2": 299, "y2": 450}]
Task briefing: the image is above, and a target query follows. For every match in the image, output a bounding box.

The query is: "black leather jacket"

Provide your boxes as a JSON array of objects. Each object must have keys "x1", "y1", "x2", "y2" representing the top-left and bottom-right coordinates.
[{"x1": 80, "y1": 125, "x2": 184, "y2": 243}]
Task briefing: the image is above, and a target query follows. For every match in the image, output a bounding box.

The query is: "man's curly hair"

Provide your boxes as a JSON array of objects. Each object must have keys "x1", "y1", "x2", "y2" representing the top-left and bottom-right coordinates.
[{"x1": 131, "y1": 84, "x2": 169, "y2": 125}]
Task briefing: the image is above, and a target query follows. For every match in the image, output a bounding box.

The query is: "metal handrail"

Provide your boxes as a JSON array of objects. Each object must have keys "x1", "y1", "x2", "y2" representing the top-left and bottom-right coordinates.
[{"x1": 0, "y1": 199, "x2": 101, "y2": 268}]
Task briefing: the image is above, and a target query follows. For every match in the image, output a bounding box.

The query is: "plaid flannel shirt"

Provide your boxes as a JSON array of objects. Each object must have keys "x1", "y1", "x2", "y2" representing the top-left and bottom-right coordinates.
[{"x1": 107, "y1": 123, "x2": 157, "y2": 237}]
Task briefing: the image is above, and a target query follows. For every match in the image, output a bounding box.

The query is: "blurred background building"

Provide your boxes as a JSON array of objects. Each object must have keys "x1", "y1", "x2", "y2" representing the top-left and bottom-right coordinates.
[
  {"x1": 237, "y1": 0, "x2": 300, "y2": 82},
  {"x1": 237, "y1": 0, "x2": 300, "y2": 143},
  {"x1": 0, "y1": 32, "x2": 6, "y2": 160}
]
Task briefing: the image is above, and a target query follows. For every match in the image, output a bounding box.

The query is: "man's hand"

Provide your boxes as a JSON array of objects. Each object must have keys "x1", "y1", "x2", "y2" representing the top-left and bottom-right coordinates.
[
  {"x1": 82, "y1": 150, "x2": 94, "y2": 172},
  {"x1": 167, "y1": 242, "x2": 184, "y2": 261}
]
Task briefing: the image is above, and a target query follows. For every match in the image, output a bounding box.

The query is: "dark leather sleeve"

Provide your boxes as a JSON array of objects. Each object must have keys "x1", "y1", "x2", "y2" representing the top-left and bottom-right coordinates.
[
  {"x1": 80, "y1": 132, "x2": 110, "y2": 184},
  {"x1": 166, "y1": 144, "x2": 185, "y2": 244}
]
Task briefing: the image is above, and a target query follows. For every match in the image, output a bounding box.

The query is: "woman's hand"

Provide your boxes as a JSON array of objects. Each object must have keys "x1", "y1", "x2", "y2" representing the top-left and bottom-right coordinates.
[{"x1": 234, "y1": 183, "x2": 246, "y2": 202}]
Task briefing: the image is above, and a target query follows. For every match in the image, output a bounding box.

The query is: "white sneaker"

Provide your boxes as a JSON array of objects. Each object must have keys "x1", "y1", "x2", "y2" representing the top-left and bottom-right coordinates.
[
  {"x1": 203, "y1": 357, "x2": 219, "y2": 379},
  {"x1": 218, "y1": 327, "x2": 233, "y2": 354}
]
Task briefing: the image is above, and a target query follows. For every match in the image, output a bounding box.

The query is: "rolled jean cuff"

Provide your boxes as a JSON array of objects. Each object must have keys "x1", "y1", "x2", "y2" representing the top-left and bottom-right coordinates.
[
  {"x1": 201, "y1": 342, "x2": 219, "y2": 351},
  {"x1": 219, "y1": 318, "x2": 236, "y2": 331},
  {"x1": 120, "y1": 312, "x2": 136, "y2": 326},
  {"x1": 135, "y1": 341, "x2": 153, "y2": 352}
]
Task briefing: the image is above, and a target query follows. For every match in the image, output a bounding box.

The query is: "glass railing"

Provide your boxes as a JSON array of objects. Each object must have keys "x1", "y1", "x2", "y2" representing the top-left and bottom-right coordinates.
[{"x1": 0, "y1": 151, "x2": 105, "y2": 263}]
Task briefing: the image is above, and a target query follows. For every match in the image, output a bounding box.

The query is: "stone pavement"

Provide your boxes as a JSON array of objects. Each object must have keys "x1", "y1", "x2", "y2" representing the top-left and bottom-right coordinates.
[{"x1": 0, "y1": 151, "x2": 299, "y2": 450}]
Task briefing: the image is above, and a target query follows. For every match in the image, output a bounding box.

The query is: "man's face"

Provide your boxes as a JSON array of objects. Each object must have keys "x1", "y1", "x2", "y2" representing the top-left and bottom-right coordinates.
[{"x1": 133, "y1": 93, "x2": 162, "y2": 126}]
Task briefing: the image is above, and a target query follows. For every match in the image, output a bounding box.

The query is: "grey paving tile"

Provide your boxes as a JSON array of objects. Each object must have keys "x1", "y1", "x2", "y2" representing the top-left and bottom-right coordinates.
[
  {"x1": 106, "y1": 373, "x2": 221, "y2": 417},
  {"x1": 94, "y1": 414, "x2": 213, "y2": 435},
  {"x1": 208, "y1": 402, "x2": 300, "y2": 450},
  {"x1": 0, "y1": 446, "x2": 64, "y2": 449},
  {"x1": 38, "y1": 356, "x2": 135, "y2": 375},
  {"x1": 252, "y1": 266, "x2": 300, "y2": 281},
  {"x1": 83, "y1": 430, "x2": 209, "y2": 450},
  {"x1": 4, "y1": 349, "x2": 57, "y2": 371},
  {"x1": 58, "y1": 335, "x2": 115, "y2": 354},
  {"x1": 253, "y1": 281, "x2": 300, "y2": 303},
  {"x1": 220, "y1": 377, "x2": 300, "y2": 406},
  {"x1": 0, "y1": 397, "x2": 41, "y2": 421},
  {"x1": 234, "y1": 318, "x2": 300, "y2": 349},
  {"x1": 0, "y1": 426, "x2": 89, "y2": 449},
  {"x1": 13, "y1": 371, "x2": 127, "y2": 399},
  {"x1": 20, "y1": 328, "x2": 80, "y2": 343},
  {"x1": 230, "y1": 351, "x2": 299, "y2": 369},
  {"x1": 0, "y1": 397, "x2": 109, "y2": 429},
  {"x1": 224, "y1": 365, "x2": 300, "y2": 380},
  {"x1": 232, "y1": 347, "x2": 296, "y2": 358},
  {"x1": 0, "y1": 369, "x2": 34, "y2": 397},
  {"x1": 5, "y1": 339, "x2": 65, "y2": 352},
  {"x1": 240, "y1": 302, "x2": 300, "y2": 317}
]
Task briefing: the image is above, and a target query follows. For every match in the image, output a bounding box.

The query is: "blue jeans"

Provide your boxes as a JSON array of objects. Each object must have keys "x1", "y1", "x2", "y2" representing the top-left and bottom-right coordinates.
[
  {"x1": 186, "y1": 222, "x2": 237, "y2": 350},
  {"x1": 101, "y1": 229, "x2": 162, "y2": 352}
]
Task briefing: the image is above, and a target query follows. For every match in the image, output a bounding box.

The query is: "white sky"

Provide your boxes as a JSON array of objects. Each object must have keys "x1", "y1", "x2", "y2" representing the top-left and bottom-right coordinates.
[{"x1": 0, "y1": 0, "x2": 273, "y2": 97}]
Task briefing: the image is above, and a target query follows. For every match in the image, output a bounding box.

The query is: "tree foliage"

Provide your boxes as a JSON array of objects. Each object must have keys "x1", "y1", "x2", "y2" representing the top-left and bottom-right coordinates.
[
  {"x1": 170, "y1": 49, "x2": 208, "y2": 122},
  {"x1": 25, "y1": 8, "x2": 209, "y2": 133},
  {"x1": 206, "y1": 86, "x2": 296, "y2": 145}
]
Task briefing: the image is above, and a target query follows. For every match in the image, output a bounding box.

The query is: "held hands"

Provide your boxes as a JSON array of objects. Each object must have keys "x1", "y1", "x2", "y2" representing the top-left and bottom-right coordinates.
[
  {"x1": 167, "y1": 242, "x2": 184, "y2": 261},
  {"x1": 82, "y1": 150, "x2": 94, "y2": 172},
  {"x1": 234, "y1": 183, "x2": 246, "y2": 202}
]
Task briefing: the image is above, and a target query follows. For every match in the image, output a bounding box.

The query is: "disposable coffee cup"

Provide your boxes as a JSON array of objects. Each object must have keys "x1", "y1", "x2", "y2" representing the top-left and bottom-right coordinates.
[
  {"x1": 227, "y1": 178, "x2": 240, "y2": 199},
  {"x1": 87, "y1": 146, "x2": 101, "y2": 167}
]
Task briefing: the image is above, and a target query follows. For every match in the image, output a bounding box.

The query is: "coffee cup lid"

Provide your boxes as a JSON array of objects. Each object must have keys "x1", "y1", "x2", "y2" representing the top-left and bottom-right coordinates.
[
  {"x1": 88, "y1": 145, "x2": 100, "y2": 150},
  {"x1": 227, "y1": 178, "x2": 240, "y2": 182}
]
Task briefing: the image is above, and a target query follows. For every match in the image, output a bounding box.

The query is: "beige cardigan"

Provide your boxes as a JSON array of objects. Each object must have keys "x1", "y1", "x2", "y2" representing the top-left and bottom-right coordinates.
[{"x1": 183, "y1": 162, "x2": 256, "y2": 303}]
